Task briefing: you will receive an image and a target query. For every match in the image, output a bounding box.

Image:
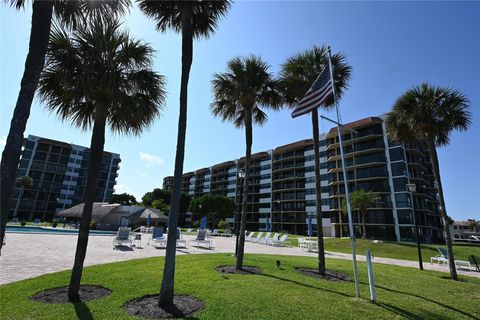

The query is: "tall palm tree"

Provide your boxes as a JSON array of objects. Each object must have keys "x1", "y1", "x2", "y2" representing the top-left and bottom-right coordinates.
[
  {"x1": 386, "y1": 83, "x2": 471, "y2": 281},
  {"x1": 37, "y1": 17, "x2": 166, "y2": 301},
  {"x1": 0, "y1": 0, "x2": 130, "y2": 254},
  {"x1": 343, "y1": 189, "x2": 381, "y2": 239},
  {"x1": 211, "y1": 55, "x2": 283, "y2": 270},
  {"x1": 136, "y1": 0, "x2": 231, "y2": 307},
  {"x1": 279, "y1": 45, "x2": 352, "y2": 275}
]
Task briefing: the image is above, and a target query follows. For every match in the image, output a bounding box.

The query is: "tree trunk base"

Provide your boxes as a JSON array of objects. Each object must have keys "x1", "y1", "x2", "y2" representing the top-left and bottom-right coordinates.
[
  {"x1": 124, "y1": 294, "x2": 204, "y2": 319},
  {"x1": 31, "y1": 285, "x2": 111, "y2": 304}
]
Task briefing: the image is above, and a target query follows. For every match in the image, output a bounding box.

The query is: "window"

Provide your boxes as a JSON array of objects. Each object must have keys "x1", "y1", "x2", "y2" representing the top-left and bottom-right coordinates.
[
  {"x1": 397, "y1": 209, "x2": 413, "y2": 224},
  {"x1": 391, "y1": 162, "x2": 406, "y2": 176},
  {"x1": 393, "y1": 177, "x2": 407, "y2": 192},
  {"x1": 389, "y1": 147, "x2": 404, "y2": 161},
  {"x1": 395, "y1": 193, "x2": 411, "y2": 208}
]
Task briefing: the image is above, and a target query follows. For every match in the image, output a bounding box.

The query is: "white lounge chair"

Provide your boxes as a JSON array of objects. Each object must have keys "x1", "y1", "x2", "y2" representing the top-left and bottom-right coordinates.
[
  {"x1": 271, "y1": 234, "x2": 291, "y2": 247},
  {"x1": 190, "y1": 230, "x2": 213, "y2": 249},
  {"x1": 259, "y1": 232, "x2": 271, "y2": 244},
  {"x1": 148, "y1": 227, "x2": 167, "y2": 248},
  {"x1": 186, "y1": 228, "x2": 192, "y2": 233},
  {"x1": 266, "y1": 233, "x2": 280, "y2": 245},
  {"x1": 431, "y1": 247, "x2": 472, "y2": 270},
  {"x1": 252, "y1": 232, "x2": 264, "y2": 243},
  {"x1": 223, "y1": 229, "x2": 233, "y2": 237},
  {"x1": 245, "y1": 232, "x2": 255, "y2": 241},
  {"x1": 113, "y1": 227, "x2": 133, "y2": 249}
]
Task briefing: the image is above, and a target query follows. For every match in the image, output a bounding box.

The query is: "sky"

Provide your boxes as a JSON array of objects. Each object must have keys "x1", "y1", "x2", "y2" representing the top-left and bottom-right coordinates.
[{"x1": 1, "y1": 1, "x2": 479, "y2": 220}]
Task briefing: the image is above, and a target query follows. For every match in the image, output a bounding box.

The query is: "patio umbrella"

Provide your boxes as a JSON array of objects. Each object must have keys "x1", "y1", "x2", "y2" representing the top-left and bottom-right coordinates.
[
  {"x1": 200, "y1": 216, "x2": 207, "y2": 229},
  {"x1": 307, "y1": 215, "x2": 313, "y2": 237}
]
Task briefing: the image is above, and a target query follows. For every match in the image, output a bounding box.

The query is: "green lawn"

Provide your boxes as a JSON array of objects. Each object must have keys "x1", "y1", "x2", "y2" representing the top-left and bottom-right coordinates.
[
  {"x1": 1, "y1": 254, "x2": 479, "y2": 319},
  {"x1": 247, "y1": 232, "x2": 480, "y2": 263}
]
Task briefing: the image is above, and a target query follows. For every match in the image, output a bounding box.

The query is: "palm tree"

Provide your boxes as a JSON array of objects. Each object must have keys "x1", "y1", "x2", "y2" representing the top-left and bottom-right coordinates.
[
  {"x1": 136, "y1": 0, "x2": 231, "y2": 307},
  {"x1": 12, "y1": 176, "x2": 33, "y2": 219},
  {"x1": 37, "y1": 17, "x2": 166, "y2": 301},
  {"x1": 343, "y1": 189, "x2": 381, "y2": 239},
  {"x1": 0, "y1": 0, "x2": 130, "y2": 254},
  {"x1": 211, "y1": 55, "x2": 283, "y2": 270},
  {"x1": 385, "y1": 83, "x2": 471, "y2": 281},
  {"x1": 279, "y1": 45, "x2": 352, "y2": 275}
]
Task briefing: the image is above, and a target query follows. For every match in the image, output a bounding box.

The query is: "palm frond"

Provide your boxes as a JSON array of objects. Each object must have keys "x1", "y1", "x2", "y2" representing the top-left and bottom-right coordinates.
[
  {"x1": 137, "y1": 0, "x2": 231, "y2": 39},
  {"x1": 386, "y1": 82, "x2": 471, "y2": 147},
  {"x1": 279, "y1": 45, "x2": 352, "y2": 109},
  {"x1": 38, "y1": 16, "x2": 166, "y2": 136},
  {"x1": 210, "y1": 55, "x2": 282, "y2": 128}
]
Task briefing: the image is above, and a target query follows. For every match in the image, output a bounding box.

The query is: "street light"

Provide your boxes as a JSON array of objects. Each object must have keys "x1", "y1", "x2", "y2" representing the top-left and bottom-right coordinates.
[
  {"x1": 275, "y1": 199, "x2": 282, "y2": 232},
  {"x1": 235, "y1": 169, "x2": 245, "y2": 257},
  {"x1": 407, "y1": 183, "x2": 423, "y2": 270}
]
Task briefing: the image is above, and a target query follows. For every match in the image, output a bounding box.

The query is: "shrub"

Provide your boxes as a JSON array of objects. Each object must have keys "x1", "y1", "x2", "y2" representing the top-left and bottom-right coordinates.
[{"x1": 217, "y1": 219, "x2": 229, "y2": 230}]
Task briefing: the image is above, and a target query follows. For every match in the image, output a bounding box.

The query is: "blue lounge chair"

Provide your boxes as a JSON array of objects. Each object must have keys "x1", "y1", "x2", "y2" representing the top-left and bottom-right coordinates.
[
  {"x1": 148, "y1": 227, "x2": 167, "y2": 248},
  {"x1": 113, "y1": 227, "x2": 133, "y2": 249},
  {"x1": 190, "y1": 230, "x2": 212, "y2": 249},
  {"x1": 176, "y1": 228, "x2": 187, "y2": 248}
]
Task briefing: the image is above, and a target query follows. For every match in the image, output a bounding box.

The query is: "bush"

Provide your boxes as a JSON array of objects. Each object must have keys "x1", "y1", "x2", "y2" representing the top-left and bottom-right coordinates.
[
  {"x1": 20, "y1": 221, "x2": 26, "y2": 227},
  {"x1": 192, "y1": 220, "x2": 200, "y2": 228},
  {"x1": 90, "y1": 219, "x2": 97, "y2": 230},
  {"x1": 217, "y1": 219, "x2": 229, "y2": 230}
]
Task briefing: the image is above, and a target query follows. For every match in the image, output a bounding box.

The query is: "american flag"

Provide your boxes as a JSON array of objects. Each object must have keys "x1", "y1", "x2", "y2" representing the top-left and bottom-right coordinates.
[{"x1": 291, "y1": 64, "x2": 333, "y2": 118}]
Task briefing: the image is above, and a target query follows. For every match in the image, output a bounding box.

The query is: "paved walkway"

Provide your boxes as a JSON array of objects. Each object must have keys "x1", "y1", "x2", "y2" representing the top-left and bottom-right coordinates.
[{"x1": 1, "y1": 233, "x2": 478, "y2": 285}]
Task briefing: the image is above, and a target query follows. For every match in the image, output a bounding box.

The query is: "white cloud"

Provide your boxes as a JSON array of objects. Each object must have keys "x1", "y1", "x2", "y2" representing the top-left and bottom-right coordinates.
[
  {"x1": 139, "y1": 152, "x2": 164, "y2": 167},
  {"x1": 0, "y1": 135, "x2": 6, "y2": 146},
  {"x1": 140, "y1": 172, "x2": 148, "y2": 178}
]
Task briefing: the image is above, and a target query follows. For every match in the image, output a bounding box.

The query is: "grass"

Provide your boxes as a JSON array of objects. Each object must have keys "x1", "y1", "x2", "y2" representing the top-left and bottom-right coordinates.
[
  {"x1": 1, "y1": 254, "x2": 479, "y2": 319},
  {"x1": 246, "y1": 232, "x2": 480, "y2": 263}
]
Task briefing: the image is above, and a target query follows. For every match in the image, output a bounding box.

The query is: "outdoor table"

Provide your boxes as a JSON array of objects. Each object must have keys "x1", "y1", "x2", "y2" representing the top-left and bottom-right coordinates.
[
  {"x1": 131, "y1": 233, "x2": 142, "y2": 247},
  {"x1": 304, "y1": 239, "x2": 318, "y2": 252}
]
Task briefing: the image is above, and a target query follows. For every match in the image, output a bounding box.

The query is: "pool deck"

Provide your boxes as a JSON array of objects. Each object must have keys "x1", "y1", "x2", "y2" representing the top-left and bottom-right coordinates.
[{"x1": 1, "y1": 233, "x2": 478, "y2": 285}]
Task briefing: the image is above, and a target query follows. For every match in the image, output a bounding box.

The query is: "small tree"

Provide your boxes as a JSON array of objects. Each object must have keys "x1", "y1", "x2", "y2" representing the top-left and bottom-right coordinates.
[
  {"x1": 189, "y1": 194, "x2": 234, "y2": 229},
  {"x1": 152, "y1": 199, "x2": 169, "y2": 212},
  {"x1": 343, "y1": 189, "x2": 381, "y2": 239},
  {"x1": 108, "y1": 193, "x2": 137, "y2": 206},
  {"x1": 217, "y1": 219, "x2": 229, "y2": 230}
]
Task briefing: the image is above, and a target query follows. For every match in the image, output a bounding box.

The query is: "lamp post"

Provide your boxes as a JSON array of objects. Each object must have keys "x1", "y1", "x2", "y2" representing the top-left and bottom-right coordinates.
[
  {"x1": 275, "y1": 199, "x2": 282, "y2": 232},
  {"x1": 235, "y1": 169, "x2": 245, "y2": 257},
  {"x1": 407, "y1": 183, "x2": 423, "y2": 270}
]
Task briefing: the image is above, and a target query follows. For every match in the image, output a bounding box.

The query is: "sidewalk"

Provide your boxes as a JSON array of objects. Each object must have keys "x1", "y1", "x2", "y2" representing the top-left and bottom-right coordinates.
[{"x1": 1, "y1": 233, "x2": 478, "y2": 285}]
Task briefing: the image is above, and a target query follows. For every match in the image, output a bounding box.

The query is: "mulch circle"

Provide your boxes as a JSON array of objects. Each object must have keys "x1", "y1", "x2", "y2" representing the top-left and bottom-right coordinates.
[
  {"x1": 295, "y1": 268, "x2": 351, "y2": 281},
  {"x1": 31, "y1": 285, "x2": 111, "y2": 304},
  {"x1": 215, "y1": 265, "x2": 262, "y2": 275},
  {"x1": 123, "y1": 294, "x2": 204, "y2": 319}
]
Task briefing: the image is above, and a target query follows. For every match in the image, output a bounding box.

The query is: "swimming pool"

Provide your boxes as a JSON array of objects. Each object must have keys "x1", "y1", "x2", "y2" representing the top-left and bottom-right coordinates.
[{"x1": 6, "y1": 226, "x2": 115, "y2": 235}]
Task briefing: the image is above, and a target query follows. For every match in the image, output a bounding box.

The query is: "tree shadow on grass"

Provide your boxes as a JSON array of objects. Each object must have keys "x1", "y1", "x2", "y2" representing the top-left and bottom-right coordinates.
[
  {"x1": 364, "y1": 282, "x2": 480, "y2": 319},
  {"x1": 73, "y1": 302, "x2": 93, "y2": 320},
  {"x1": 259, "y1": 273, "x2": 353, "y2": 299}
]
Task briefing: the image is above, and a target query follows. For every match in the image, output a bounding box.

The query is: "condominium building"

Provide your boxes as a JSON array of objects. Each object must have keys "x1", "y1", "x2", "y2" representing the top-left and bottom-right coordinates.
[
  {"x1": 163, "y1": 115, "x2": 443, "y2": 242},
  {"x1": 10, "y1": 135, "x2": 121, "y2": 221}
]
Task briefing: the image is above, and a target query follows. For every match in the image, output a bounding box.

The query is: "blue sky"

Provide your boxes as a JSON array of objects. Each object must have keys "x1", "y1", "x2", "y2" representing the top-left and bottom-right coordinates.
[{"x1": 1, "y1": 1, "x2": 479, "y2": 220}]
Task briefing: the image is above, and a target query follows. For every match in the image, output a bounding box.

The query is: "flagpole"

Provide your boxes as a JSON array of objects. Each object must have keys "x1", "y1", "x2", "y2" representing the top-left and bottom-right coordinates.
[{"x1": 327, "y1": 45, "x2": 360, "y2": 298}]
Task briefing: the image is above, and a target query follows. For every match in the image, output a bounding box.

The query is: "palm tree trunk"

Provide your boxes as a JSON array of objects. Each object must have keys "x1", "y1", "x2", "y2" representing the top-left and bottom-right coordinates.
[
  {"x1": 159, "y1": 3, "x2": 193, "y2": 307},
  {"x1": 68, "y1": 102, "x2": 107, "y2": 302},
  {"x1": 311, "y1": 109, "x2": 326, "y2": 275},
  {"x1": 426, "y1": 137, "x2": 458, "y2": 280},
  {"x1": 236, "y1": 108, "x2": 252, "y2": 270},
  {"x1": 361, "y1": 211, "x2": 367, "y2": 239},
  {"x1": 0, "y1": 0, "x2": 53, "y2": 254}
]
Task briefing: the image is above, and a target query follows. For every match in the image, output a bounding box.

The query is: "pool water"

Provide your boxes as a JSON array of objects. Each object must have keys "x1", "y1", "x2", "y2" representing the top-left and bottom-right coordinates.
[{"x1": 6, "y1": 226, "x2": 115, "y2": 235}]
